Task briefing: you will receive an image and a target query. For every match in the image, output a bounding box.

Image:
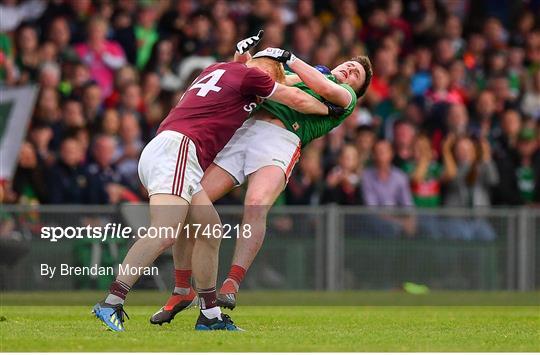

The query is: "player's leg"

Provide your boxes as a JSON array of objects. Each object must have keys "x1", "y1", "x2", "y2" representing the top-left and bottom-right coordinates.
[
  {"x1": 169, "y1": 125, "x2": 249, "y2": 282},
  {"x1": 94, "y1": 130, "x2": 196, "y2": 331},
  {"x1": 218, "y1": 119, "x2": 301, "y2": 309},
  {"x1": 93, "y1": 193, "x2": 189, "y2": 331},
  {"x1": 190, "y1": 189, "x2": 242, "y2": 331},
  {"x1": 150, "y1": 214, "x2": 197, "y2": 325},
  {"x1": 151, "y1": 163, "x2": 237, "y2": 325},
  {"x1": 218, "y1": 165, "x2": 286, "y2": 308},
  {"x1": 118, "y1": 195, "x2": 188, "y2": 285}
]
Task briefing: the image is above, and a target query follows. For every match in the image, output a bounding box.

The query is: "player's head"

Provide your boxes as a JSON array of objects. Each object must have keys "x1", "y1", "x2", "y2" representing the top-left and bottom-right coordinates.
[
  {"x1": 331, "y1": 56, "x2": 372, "y2": 98},
  {"x1": 246, "y1": 57, "x2": 286, "y2": 83}
]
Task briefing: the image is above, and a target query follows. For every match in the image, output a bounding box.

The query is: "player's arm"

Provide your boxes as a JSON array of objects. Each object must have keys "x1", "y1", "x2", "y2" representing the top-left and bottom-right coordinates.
[
  {"x1": 268, "y1": 84, "x2": 328, "y2": 115},
  {"x1": 233, "y1": 30, "x2": 263, "y2": 64},
  {"x1": 284, "y1": 74, "x2": 301, "y2": 86},
  {"x1": 242, "y1": 66, "x2": 345, "y2": 117},
  {"x1": 288, "y1": 58, "x2": 352, "y2": 108},
  {"x1": 253, "y1": 48, "x2": 352, "y2": 108}
]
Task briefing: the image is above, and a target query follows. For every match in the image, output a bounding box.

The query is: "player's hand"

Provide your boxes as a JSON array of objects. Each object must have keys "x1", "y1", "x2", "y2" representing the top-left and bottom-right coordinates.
[
  {"x1": 253, "y1": 47, "x2": 297, "y2": 66},
  {"x1": 236, "y1": 30, "x2": 264, "y2": 54},
  {"x1": 323, "y1": 99, "x2": 346, "y2": 118}
]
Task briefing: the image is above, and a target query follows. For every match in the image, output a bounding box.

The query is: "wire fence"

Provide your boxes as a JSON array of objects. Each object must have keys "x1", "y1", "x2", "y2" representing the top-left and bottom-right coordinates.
[{"x1": 0, "y1": 204, "x2": 537, "y2": 292}]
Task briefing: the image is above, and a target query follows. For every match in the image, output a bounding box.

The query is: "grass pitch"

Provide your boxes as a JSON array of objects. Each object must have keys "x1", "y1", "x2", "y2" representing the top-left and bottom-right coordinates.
[{"x1": 1, "y1": 291, "x2": 539, "y2": 352}]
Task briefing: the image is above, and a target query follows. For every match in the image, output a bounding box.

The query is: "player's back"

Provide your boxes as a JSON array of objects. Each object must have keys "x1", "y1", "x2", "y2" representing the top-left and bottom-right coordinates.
[{"x1": 158, "y1": 61, "x2": 275, "y2": 169}]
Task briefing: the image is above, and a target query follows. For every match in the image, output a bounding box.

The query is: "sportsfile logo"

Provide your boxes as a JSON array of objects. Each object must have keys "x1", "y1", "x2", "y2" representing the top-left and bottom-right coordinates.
[{"x1": 40, "y1": 223, "x2": 252, "y2": 242}]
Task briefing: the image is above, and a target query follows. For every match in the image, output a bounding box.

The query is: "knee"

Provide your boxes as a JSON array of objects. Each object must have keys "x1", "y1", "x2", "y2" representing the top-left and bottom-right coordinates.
[
  {"x1": 157, "y1": 235, "x2": 176, "y2": 251},
  {"x1": 244, "y1": 194, "x2": 271, "y2": 219},
  {"x1": 244, "y1": 191, "x2": 269, "y2": 206}
]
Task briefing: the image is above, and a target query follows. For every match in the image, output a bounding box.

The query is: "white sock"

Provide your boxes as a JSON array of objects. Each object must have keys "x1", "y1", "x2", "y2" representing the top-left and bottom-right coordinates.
[
  {"x1": 105, "y1": 294, "x2": 124, "y2": 305},
  {"x1": 201, "y1": 306, "x2": 222, "y2": 320},
  {"x1": 173, "y1": 287, "x2": 191, "y2": 295}
]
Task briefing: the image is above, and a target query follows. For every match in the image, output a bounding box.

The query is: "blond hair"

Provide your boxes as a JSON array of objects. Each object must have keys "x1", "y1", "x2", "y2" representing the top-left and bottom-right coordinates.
[{"x1": 247, "y1": 57, "x2": 286, "y2": 84}]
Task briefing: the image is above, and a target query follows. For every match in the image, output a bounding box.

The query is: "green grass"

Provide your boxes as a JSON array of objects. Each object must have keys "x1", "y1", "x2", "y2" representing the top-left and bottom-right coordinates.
[{"x1": 1, "y1": 292, "x2": 539, "y2": 352}]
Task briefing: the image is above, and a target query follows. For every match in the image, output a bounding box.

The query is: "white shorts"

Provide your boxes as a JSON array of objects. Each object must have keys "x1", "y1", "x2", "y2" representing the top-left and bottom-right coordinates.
[
  {"x1": 138, "y1": 130, "x2": 203, "y2": 203},
  {"x1": 214, "y1": 118, "x2": 301, "y2": 186}
]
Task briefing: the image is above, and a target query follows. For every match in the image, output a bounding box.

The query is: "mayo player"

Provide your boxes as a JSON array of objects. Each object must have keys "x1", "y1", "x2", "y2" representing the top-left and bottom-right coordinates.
[{"x1": 150, "y1": 48, "x2": 373, "y2": 325}]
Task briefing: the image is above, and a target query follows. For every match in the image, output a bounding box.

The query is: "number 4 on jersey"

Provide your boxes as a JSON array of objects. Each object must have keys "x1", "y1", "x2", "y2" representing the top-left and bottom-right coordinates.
[{"x1": 188, "y1": 69, "x2": 225, "y2": 97}]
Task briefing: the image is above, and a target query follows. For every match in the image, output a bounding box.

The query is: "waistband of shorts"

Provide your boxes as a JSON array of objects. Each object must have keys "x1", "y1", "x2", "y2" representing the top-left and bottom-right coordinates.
[
  {"x1": 158, "y1": 130, "x2": 195, "y2": 145},
  {"x1": 251, "y1": 118, "x2": 301, "y2": 145}
]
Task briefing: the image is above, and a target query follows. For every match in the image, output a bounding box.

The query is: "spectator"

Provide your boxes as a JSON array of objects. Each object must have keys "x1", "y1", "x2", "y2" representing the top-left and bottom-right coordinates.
[
  {"x1": 375, "y1": 77, "x2": 410, "y2": 137},
  {"x1": 134, "y1": 4, "x2": 159, "y2": 69},
  {"x1": 515, "y1": 128, "x2": 540, "y2": 204},
  {"x1": 441, "y1": 134, "x2": 498, "y2": 240},
  {"x1": 14, "y1": 24, "x2": 40, "y2": 84},
  {"x1": 361, "y1": 140, "x2": 415, "y2": 238},
  {"x1": 471, "y1": 90, "x2": 498, "y2": 138},
  {"x1": 145, "y1": 39, "x2": 182, "y2": 91},
  {"x1": 410, "y1": 45, "x2": 432, "y2": 96},
  {"x1": 47, "y1": 138, "x2": 89, "y2": 204},
  {"x1": 322, "y1": 145, "x2": 362, "y2": 205},
  {"x1": 46, "y1": 16, "x2": 72, "y2": 60},
  {"x1": 86, "y1": 135, "x2": 139, "y2": 204},
  {"x1": 441, "y1": 134, "x2": 499, "y2": 207},
  {"x1": 81, "y1": 82, "x2": 103, "y2": 127},
  {"x1": 105, "y1": 65, "x2": 139, "y2": 108},
  {"x1": 425, "y1": 65, "x2": 463, "y2": 106},
  {"x1": 12, "y1": 142, "x2": 48, "y2": 203},
  {"x1": 354, "y1": 125, "x2": 376, "y2": 175},
  {"x1": 99, "y1": 108, "x2": 120, "y2": 136},
  {"x1": 492, "y1": 110, "x2": 523, "y2": 205},
  {"x1": 521, "y1": 69, "x2": 540, "y2": 121},
  {"x1": 115, "y1": 112, "x2": 144, "y2": 193},
  {"x1": 362, "y1": 140, "x2": 413, "y2": 207},
  {"x1": 28, "y1": 122, "x2": 54, "y2": 167},
  {"x1": 38, "y1": 61, "x2": 61, "y2": 90},
  {"x1": 74, "y1": 16, "x2": 126, "y2": 98},
  {"x1": 61, "y1": 98, "x2": 85, "y2": 132},
  {"x1": 403, "y1": 135, "x2": 443, "y2": 207},
  {"x1": 367, "y1": 48, "x2": 398, "y2": 106},
  {"x1": 446, "y1": 103, "x2": 469, "y2": 136},
  {"x1": 392, "y1": 119, "x2": 417, "y2": 169},
  {"x1": 118, "y1": 81, "x2": 143, "y2": 118}
]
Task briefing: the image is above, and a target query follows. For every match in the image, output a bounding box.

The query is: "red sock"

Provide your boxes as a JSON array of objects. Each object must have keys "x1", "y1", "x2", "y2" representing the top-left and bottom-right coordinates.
[
  {"x1": 109, "y1": 280, "x2": 130, "y2": 300},
  {"x1": 227, "y1": 265, "x2": 246, "y2": 287},
  {"x1": 175, "y1": 269, "x2": 192, "y2": 289},
  {"x1": 198, "y1": 287, "x2": 217, "y2": 309}
]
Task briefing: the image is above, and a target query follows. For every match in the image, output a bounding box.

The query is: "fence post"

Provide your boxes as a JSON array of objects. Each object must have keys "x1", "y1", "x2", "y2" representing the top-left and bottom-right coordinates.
[
  {"x1": 517, "y1": 208, "x2": 534, "y2": 291},
  {"x1": 314, "y1": 209, "x2": 325, "y2": 290},
  {"x1": 325, "y1": 204, "x2": 343, "y2": 290},
  {"x1": 506, "y1": 210, "x2": 516, "y2": 290}
]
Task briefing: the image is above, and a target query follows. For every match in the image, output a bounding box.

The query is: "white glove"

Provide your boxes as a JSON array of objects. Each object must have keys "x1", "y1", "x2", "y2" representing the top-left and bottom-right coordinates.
[
  {"x1": 252, "y1": 47, "x2": 297, "y2": 66},
  {"x1": 236, "y1": 30, "x2": 264, "y2": 54}
]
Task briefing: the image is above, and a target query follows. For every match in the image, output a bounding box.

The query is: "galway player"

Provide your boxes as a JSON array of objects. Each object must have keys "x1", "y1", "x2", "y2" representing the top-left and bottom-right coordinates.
[
  {"x1": 92, "y1": 33, "x2": 340, "y2": 332},
  {"x1": 150, "y1": 48, "x2": 372, "y2": 324}
]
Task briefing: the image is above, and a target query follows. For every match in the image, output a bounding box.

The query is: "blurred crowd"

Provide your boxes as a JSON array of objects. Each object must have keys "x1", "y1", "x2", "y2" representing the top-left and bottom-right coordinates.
[{"x1": 1, "y1": 0, "x2": 540, "y2": 210}]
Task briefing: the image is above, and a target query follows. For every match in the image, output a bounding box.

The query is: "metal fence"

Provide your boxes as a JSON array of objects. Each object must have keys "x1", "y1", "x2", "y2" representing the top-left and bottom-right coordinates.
[{"x1": 0, "y1": 204, "x2": 538, "y2": 291}]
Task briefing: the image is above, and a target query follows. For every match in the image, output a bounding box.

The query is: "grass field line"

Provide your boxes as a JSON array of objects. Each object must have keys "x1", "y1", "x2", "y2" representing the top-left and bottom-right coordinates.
[{"x1": 2, "y1": 290, "x2": 540, "y2": 306}]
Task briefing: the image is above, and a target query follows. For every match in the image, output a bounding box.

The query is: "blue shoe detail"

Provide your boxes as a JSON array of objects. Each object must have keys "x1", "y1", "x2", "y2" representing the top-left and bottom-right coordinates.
[
  {"x1": 194, "y1": 313, "x2": 243, "y2": 331},
  {"x1": 92, "y1": 302, "x2": 129, "y2": 332}
]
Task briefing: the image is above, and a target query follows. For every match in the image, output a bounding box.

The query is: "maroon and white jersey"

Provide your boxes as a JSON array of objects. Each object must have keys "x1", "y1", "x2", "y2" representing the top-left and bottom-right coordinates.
[{"x1": 158, "y1": 62, "x2": 277, "y2": 170}]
